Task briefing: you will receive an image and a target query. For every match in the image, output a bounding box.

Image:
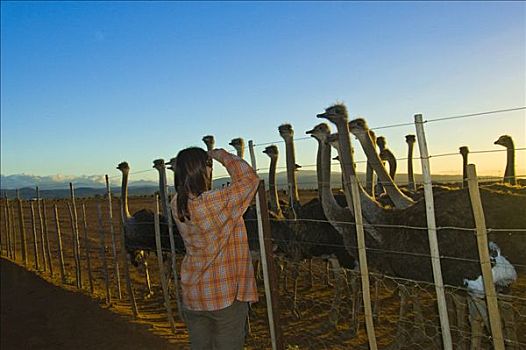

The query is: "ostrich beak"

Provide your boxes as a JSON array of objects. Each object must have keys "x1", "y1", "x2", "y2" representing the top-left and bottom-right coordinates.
[
  {"x1": 494, "y1": 140, "x2": 499, "y2": 145},
  {"x1": 305, "y1": 128, "x2": 314, "y2": 135},
  {"x1": 316, "y1": 112, "x2": 327, "y2": 119}
]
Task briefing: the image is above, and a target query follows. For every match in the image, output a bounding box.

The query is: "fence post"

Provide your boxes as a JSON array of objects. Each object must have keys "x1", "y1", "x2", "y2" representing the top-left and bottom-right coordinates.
[
  {"x1": 414, "y1": 114, "x2": 453, "y2": 350},
  {"x1": 69, "y1": 183, "x2": 82, "y2": 289},
  {"x1": 81, "y1": 203, "x2": 94, "y2": 293},
  {"x1": 36, "y1": 187, "x2": 48, "y2": 272},
  {"x1": 30, "y1": 201, "x2": 40, "y2": 270},
  {"x1": 97, "y1": 204, "x2": 112, "y2": 305},
  {"x1": 42, "y1": 200, "x2": 54, "y2": 276},
  {"x1": 249, "y1": 140, "x2": 284, "y2": 350},
  {"x1": 9, "y1": 200, "x2": 17, "y2": 261},
  {"x1": 105, "y1": 175, "x2": 122, "y2": 299},
  {"x1": 16, "y1": 190, "x2": 28, "y2": 266},
  {"x1": 120, "y1": 223, "x2": 139, "y2": 318},
  {"x1": 67, "y1": 202, "x2": 81, "y2": 289},
  {"x1": 348, "y1": 172, "x2": 378, "y2": 349},
  {"x1": 466, "y1": 164, "x2": 505, "y2": 350},
  {"x1": 153, "y1": 195, "x2": 177, "y2": 333},
  {"x1": 155, "y1": 159, "x2": 183, "y2": 321},
  {"x1": 53, "y1": 204, "x2": 67, "y2": 284},
  {"x1": 3, "y1": 195, "x2": 11, "y2": 258}
]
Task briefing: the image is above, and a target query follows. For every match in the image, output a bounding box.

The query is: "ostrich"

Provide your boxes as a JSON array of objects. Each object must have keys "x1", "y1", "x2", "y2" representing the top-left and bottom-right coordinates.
[
  {"x1": 229, "y1": 137, "x2": 245, "y2": 159},
  {"x1": 202, "y1": 135, "x2": 215, "y2": 151},
  {"x1": 406, "y1": 135, "x2": 417, "y2": 192},
  {"x1": 377, "y1": 136, "x2": 397, "y2": 181},
  {"x1": 348, "y1": 119, "x2": 414, "y2": 210},
  {"x1": 494, "y1": 135, "x2": 516, "y2": 186},
  {"x1": 318, "y1": 104, "x2": 523, "y2": 348},
  {"x1": 262, "y1": 145, "x2": 284, "y2": 218},
  {"x1": 278, "y1": 124, "x2": 301, "y2": 211},
  {"x1": 116, "y1": 161, "x2": 164, "y2": 298},
  {"x1": 459, "y1": 146, "x2": 469, "y2": 189}
]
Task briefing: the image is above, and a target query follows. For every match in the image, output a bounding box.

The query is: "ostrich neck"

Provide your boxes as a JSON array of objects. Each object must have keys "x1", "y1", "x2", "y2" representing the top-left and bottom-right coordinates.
[
  {"x1": 268, "y1": 157, "x2": 282, "y2": 215},
  {"x1": 505, "y1": 146, "x2": 516, "y2": 185},
  {"x1": 333, "y1": 122, "x2": 384, "y2": 242},
  {"x1": 354, "y1": 132, "x2": 413, "y2": 209},
  {"x1": 385, "y1": 151, "x2": 397, "y2": 179},
  {"x1": 121, "y1": 171, "x2": 132, "y2": 222},
  {"x1": 284, "y1": 139, "x2": 300, "y2": 207},
  {"x1": 236, "y1": 149, "x2": 244, "y2": 159},
  {"x1": 319, "y1": 139, "x2": 347, "y2": 221},
  {"x1": 315, "y1": 144, "x2": 323, "y2": 201},
  {"x1": 407, "y1": 143, "x2": 415, "y2": 191}
]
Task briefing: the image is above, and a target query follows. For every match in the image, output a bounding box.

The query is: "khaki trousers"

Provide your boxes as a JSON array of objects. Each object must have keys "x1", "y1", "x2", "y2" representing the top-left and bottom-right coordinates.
[{"x1": 183, "y1": 300, "x2": 249, "y2": 350}]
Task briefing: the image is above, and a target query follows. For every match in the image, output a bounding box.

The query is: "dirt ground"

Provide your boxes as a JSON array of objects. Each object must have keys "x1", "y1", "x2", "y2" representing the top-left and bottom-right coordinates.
[{"x1": 0, "y1": 258, "x2": 176, "y2": 350}]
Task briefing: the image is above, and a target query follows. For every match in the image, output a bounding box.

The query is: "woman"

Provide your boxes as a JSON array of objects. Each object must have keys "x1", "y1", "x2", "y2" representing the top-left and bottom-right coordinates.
[{"x1": 171, "y1": 146, "x2": 260, "y2": 350}]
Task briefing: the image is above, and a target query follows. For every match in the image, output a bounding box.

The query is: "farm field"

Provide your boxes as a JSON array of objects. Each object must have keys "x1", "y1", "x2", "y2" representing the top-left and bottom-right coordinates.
[{"x1": 1, "y1": 189, "x2": 525, "y2": 349}]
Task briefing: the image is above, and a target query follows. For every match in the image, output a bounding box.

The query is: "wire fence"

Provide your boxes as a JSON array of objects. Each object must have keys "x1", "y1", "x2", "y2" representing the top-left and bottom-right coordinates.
[{"x1": 1, "y1": 105, "x2": 525, "y2": 349}]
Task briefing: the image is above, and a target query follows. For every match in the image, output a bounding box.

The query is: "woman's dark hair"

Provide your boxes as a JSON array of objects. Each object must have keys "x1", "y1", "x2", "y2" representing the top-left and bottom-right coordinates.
[{"x1": 175, "y1": 147, "x2": 212, "y2": 222}]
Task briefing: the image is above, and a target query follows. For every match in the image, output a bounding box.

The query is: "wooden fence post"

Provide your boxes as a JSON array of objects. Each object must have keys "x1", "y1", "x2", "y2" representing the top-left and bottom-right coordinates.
[
  {"x1": 36, "y1": 187, "x2": 48, "y2": 272},
  {"x1": 97, "y1": 204, "x2": 112, "y2": 305},
  {"x1": 17, "y1": 191, "x2": 28, "y2": 267},
  {"x1": 69, "y1": 183, "x2": 82, "y2": 289},
  {"x1": 30, "y1": 200, "x2": 40, "y2": 270},
  {"x1": 67, "y1": 202, "x2": 81, "y2": 288},
  {"x1": 249, "y1": 140, "x2": 284, "y2": 350},
  {"x1": 153, "y1": 195, "x2": 177, "y2": 333},
  {"x1": 42, "y1": 200, "x2": 53, "y2": 276},
  {"x1": 120, "y1": 223, "x2": 139, "y2": 318},
  {"x1": 348, "y1": 172, "x2": 378, "y2": 349},
  {"x1": 414, "y1": 114, "x2": 453, "y2": 350},
  {"x1": 9, "y1": 201, "x2": 17, "y2": 261},
  {"x1": 155, "y1": 159, "x2": 183, "y2": 321},
  {"x1": 3, "y1": 195, "x2": 11, "y2": 258},
  {"x1": 467, "y1": 164, "x2": 505, "y2": 350},
  {"x1": 53, "y1": 204, "x2": 67, "y2": 284},
  {"x1": 81, "y1": 203, "x2": 94, "y2": 293},
  {"x1": 105, "y1": 175, "x2": 122, "y2": 299}
]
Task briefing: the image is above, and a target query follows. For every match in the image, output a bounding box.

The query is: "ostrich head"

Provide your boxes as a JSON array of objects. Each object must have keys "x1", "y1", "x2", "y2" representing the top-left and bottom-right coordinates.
[
  {"x1": 494, "y1": 135, "x2": 514, "y2": 148},
  {"x1": 263, "y1": 145, "x2": 279, "y2": 160},
  {"x1": 348, "y1": 118, "x2": 370, "y2": 137},
  {"x1": 152, "y1": 158, "x2": 165, "y2": 170},
  {"x1": 405, "y1": 134, "x2": 416, "y2": 145},
  {"x1": 459, "y1": 146, "x2": 469, "y2": 157},
  {"x1": 117, "y1": 161, "x2": 130, "y2": 174},
  {"x1": 202, "y1": 135, "x2": 215, "y2": 151},
  {"x1": 166, "y1": 157, "x2": 177, "y2": 172},
  {"x1": 316, "y1": 104, "x2": 349, "y2": 124},
  {"x1": 376, "y1": 136, "x2": 387, "y2": 151},
  {"x1": 306, "y1": 123, "x2": 331, "y2": 143},
  {"x1": 278, "y1": 123, "x2": 294, "y2": 140},
  {"x1": 229, "y1": 137, "x2": 245, "y2": 155},
  {"x1": 295, "y1": 164, "x2": 302, "y2": 171}
]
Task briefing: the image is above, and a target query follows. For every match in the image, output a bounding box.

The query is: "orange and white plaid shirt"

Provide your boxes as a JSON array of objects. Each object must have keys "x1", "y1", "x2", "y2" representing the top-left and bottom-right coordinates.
[{"x1": 171, "y1": 149, "x2": 260, "y2": 311}]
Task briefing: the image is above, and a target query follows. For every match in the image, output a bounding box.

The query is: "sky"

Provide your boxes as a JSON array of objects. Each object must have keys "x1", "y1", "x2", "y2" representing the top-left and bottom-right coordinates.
[{"x1": 1, "y1": 1, "x2": 525, "y2": 188}]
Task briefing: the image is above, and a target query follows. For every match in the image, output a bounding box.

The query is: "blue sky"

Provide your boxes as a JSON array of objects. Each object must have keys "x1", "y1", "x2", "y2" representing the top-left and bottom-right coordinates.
[{"x1": 1, "y1": 1, "x2": 525, "y2": 186}]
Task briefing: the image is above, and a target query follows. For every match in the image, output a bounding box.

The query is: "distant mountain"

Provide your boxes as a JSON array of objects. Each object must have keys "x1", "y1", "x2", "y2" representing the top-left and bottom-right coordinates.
[{"x1": 1, "y1": 170, "x2": 467, "y2": 200}]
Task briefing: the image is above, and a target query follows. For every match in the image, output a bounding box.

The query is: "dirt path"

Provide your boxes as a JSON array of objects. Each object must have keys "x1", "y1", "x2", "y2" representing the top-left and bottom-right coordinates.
[{"x1": 0, "y1": 258, "x2": 177, "y2": 350}]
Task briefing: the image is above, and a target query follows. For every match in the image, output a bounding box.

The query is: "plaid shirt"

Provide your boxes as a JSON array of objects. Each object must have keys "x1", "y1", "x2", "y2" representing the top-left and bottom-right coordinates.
[{"x1": 171, "y1": 149, "x2": 260, "y2": 311}]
